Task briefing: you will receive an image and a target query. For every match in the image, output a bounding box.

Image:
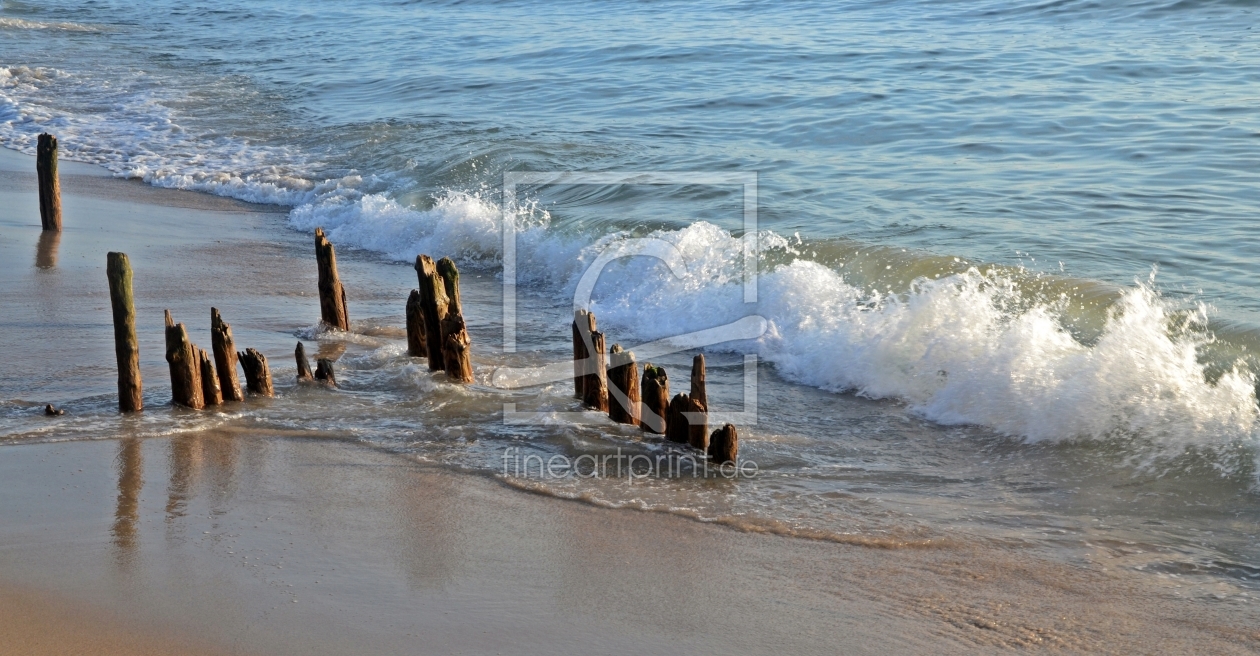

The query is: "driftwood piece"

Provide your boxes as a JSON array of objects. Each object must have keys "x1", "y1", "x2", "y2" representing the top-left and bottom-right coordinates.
[
  {"x1": 238, "y1": 348, "x2": 274, "y2": 397},
  {"x1": 607, "y1": 345, "x2": 640, "y2": 427},
  {"x1": 640, "y1": 364, "x2": 669, "y2": 434},
  {"x1": 708, "y1": 424, "x2": 739, "y2": 464},
  {"x1": 198, "y1": 348, "x2": 223, "y2": 405},
  {"x1": 164, "y1": 310, "x2": 204, "y2": 409},
  {"x1": 414, "y1": 255, "x2": 449, "y2": 371},
  {"x1": 666, "y1": 393, "x2": 707, "y2": 450},
  {"x1": 582, "y1": 329, "x2": 608, "y2": 412},
  {"x1": 436, "y1": 258, "x2": 473, "y2": 383},
  {"x1": 314, "y1": 227, "x2": 350, "y2": 331},
  {"x1": 106, "y1": 252, "x2": 142, "y2": 413},
  {"x1": 296, "y1": 342, "x2": 314, "y2": 380},
  {"x1": 36, "y1": 133, "x2": 61, "y2": 232},
  {"x1": 572, "y1": 309, "x2": 595, "y2": 399},
  {"x1": 315, "y1": 358, "x2": 337, "y2": 386},
  {"x1": 405, "y1": 289, "x2": 427, "y2": 358},
  {"x1": 210, "y1": 308, "x2": 244, "y2": 402}
]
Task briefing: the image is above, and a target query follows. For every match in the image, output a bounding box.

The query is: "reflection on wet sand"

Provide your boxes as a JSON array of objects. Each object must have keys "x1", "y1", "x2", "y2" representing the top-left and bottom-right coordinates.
[
  {"x1": 34, "y1": 230, "x2": 59, "y2": 269},
  {"x1": 112, "y1": 438, "x2": 143, "y2": 566},
  {"x1": 166, "y1": 434, "x2": 200, "y2": 524}
]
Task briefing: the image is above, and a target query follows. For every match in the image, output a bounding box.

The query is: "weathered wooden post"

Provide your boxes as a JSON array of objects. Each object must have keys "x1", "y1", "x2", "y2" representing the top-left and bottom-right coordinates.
[
  {"x1": 414, "y1": 255, "x2": 449, "y2": 371},
  {"x1": 640, "y1": 364, "x2": 668, "y2": 434},
  {"x1": 572, "y1": 309, "x2": 594, "y2": 399},
  {"x1": 315, "y1": 358, "x2": 337, "y2": 386},
  {"x1": 666, "y1": 393, "x2": 707, "y2": 451},
  {"x1": 238, "y1": 348, "x2": 274, "y2": 397},
  {"x1": 210, "y1": 308, "x2": 244, "y2": 402},
  {"x1": 36, "y1": 133, "x2": 61, "y2": 232},
  {"x1": 295, "y1": 342, "x2": 314, "y2": 380},
  {"x1": 107, "y1": 253, "x2": 143, "y2": 413},
  {"x1": 164, "y1": 310, "x2": 204, "y2": 409},
  {"x1": 607, "y1": 345, "x2": 640, "y2": 426},
  {"x1": 405, "y1": 289, "x2": 427, "y2": 358},
  {"x1": 314, "y1": 227, "x2": 350, "y2": 331},
  {"x1": 691, "y1": 354, "x2": 707, "y2": 410},
  {"x1": 708, "y1": 424, "x2": 739, "y2": 464},
  {"x1": 198, "y1": 348, "x2": 223, "y2": 405},
  {"x1": 582, "y1": 326, "x2": 608, "y2": 412},
  {"x1": 437, "y1": 257, "x2": 474, "y2": 383}
]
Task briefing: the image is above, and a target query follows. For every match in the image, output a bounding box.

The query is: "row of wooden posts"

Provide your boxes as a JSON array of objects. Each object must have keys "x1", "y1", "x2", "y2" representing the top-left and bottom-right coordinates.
[{"x1": 572, "y1": 309, "x2": 739, "y2": 464}]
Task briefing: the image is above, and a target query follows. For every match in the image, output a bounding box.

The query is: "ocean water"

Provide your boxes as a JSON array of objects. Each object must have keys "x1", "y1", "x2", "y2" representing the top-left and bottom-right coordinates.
[{"x1": 2, "y1": 0, "x2": 1260, "y2": 596}]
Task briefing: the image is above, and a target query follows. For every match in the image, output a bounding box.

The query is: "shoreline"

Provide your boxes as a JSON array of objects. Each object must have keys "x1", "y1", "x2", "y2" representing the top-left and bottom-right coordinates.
[{"x1": 2, "y1": 146, "x2": 1260, "y2": 653}]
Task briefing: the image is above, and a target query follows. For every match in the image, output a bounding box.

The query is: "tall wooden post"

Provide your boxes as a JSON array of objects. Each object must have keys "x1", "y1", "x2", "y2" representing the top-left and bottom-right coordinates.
[
  {"x1": 36, "y1": 133, "x2": 61, "y2": 232},
  {"x1": 314, "y1": 228, "x2": 349, "y2": 331},
  {"x1": 210, "y1": 308, "x2": 244, "y2": 402},
  {"x1": 405, "y1": 289, "x2": 427, "y2": 358},
  {"x1": 414, "y1": 255, "x2": 449, "y2": 371},
  {"x1": 164, "y1": 310, "x2": 204, "y2": 409},
  {"x1": 106, "y1": 252, "x2": 142, "y2": 412},
  {"x1": 238, "y1": 348, "x2": 274, "y2": 397},
  {"x1": 437, "y1": 257, "x2": 473, "y2": 383},
  {"x1": 572, "y1": 309, "x2": 594, "y2": 399},
  {"x1": 608, "y1": 345, "x2": 640, "y2": 427},
  {"x1": 640, "y1": 364, "x2": 668, "y2": 434},
  {"x1": 198, "y1": 348, "x2": 223, "y2": 405},
  {"x1": 690, "y1": 354, "x2": 707, "y2": 409}
]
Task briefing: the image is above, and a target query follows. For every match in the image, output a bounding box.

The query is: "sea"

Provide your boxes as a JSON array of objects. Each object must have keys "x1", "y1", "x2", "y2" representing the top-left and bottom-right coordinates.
[{"x1": 2, "y1": 0, "x2": 1259, "y2": 598}]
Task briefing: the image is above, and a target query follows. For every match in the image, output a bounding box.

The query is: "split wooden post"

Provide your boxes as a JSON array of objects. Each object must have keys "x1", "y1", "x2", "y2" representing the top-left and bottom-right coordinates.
[
  {"x1": 164, "y1": 310, "x2": 204, "y2": 409},
  {"x1": 691, "y1": 354, "x2": 707, "y2": 410},
  {"x1": 315, "y1": 358, "x2": 337, "y2": 386},
  {"x1": 437, "y1": 257, "x2": 473, "y2": 383},
  {"x1": 666, "y1": 393, "x2": 707, "y2": 451},
  {"x1": 210, "y1": 308, "x2": 244, "y2": 402},
  {"x1": 708, "y1": 424, "x2": 739, "y2": 464},
  {"x1": 314, "y1": 227, "x2": 349, "y2": 331},
  {"x1": 607, "y1": 345, "x2": 640, "y2": 427},
  {"x1": 238, "y1": 348, "x2": 274, "y2": 397},
  {"x1": 414, "y1": 255, "x2": 449, "y2": 371},
  {"x1": 36, "y1": 133, "x2": 61, "y2": 232},
  {"x1": 198, "y1": 348, "x2": 223, "y2": 405},
  {"x1": 640, "y1": 364, "x2": 669, "y2": 434},
  {"x1": 572, "y1": 310, "x2": 595, "y2": 399},
  {"x1": 106, "y1": 252, "x2": 142, "y2": 413},
  {"x1": 295, "y1": 342, "x2": 314, "y2": 380},
  {"x1": 582, "y1": 326, "x2": 608, "y2": 412},
  {"x1": 405, "y1": 289, "x2": 427, "y2": 358}
]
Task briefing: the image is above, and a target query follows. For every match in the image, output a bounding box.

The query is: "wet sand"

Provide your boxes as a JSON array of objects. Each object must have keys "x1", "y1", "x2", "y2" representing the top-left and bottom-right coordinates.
[{"x1": 2, "y1": 148, "x2": 1260, "y2": 654}]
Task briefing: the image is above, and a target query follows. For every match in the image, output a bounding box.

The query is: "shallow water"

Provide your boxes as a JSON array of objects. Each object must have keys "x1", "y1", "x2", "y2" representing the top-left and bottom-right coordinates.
[{"x1": 1, "y1": 0, "x2": 1259, "y2": 598}]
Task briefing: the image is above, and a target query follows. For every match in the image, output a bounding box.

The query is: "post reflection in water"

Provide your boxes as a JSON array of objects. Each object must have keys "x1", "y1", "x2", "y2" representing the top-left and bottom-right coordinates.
[
  {"x1": 34, "y1": 230, "x2": 60, "y2": 269},
  {"x1": 112, "y1": 438, "x2": 144, "y2": 566},
  {"x1": 166, "y1": 434, "x2": 200, "y2": 524}
]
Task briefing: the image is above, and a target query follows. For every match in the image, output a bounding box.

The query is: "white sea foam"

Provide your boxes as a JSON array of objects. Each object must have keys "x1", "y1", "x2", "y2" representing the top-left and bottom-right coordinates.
[{"x1": 0, "y1": 17, "x2": 102, "y2": 32}]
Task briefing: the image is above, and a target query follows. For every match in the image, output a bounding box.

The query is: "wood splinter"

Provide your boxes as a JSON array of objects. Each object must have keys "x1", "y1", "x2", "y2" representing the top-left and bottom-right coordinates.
[
  {"x1": 164, "y1": 310, "x2": 204, "y2": 409},
  {"x1": 314, "y1": 227, "x2": 350, "y2": 331},
  {"x1": 238, "y1": 348, "x2": 274, "y2": 397}
]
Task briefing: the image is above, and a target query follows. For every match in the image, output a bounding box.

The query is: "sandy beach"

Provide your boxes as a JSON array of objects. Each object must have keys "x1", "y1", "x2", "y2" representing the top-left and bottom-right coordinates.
[{"x1": 1, "y1": 147, "x2": 1260, "y2": 654}]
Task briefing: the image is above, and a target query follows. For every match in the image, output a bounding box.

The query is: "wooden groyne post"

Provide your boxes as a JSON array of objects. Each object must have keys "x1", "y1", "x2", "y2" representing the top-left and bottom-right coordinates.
[
  {"x1": 405, "y1": 289, "x2": 426, "y2": 358},
  {"x1": 437, "y1": 257, "x2": 474, "y2": 383},
  {"x1": 709, "y1": 424, "x2": 739, "y2": 464},
  {"x1": 314, "y1": 228, "x2": 350, "y2": 331},
  {"x1": 415, "y1": 255, "x2": 449, "y2": 371},
  {"x1": 238, "y1": 348, "x2": 274, "y2": 397},
  {"x1": 315, "y1": 358, "x2": 337, "y2": 386},
  {"x1": 295, "y1": 342, "x2": 314, "y2": 380},
  {"x1": 210, "y1": 308, "x2": 244, "y2": 402},
  {"x1": 164, "y1": 310, "x2": 204, "y2": 409},
  {"x1": 582, "y1": 323, "x2": 608, "y2": 412},
  {"x1": 607, "y1": 344, "x2": 640, "y2": 427},
  {"x1": 640, "y1": 364, "x2": 668, "y2": 434},
  {"x1": 666, "y1": 393, "x2": 707, "y2": 451},
  {"x1": 198, "y1": 348, "x2": 223, "y2": 405},
  {"x1": 106, "y1": 252, "x2": 142, "y2": 412},
  {"x1": 572, "y1": 310, "x2": 594, "y2": 399},
  {"x1": 36, "y1": 133, "x2": 61, "y2": 232}
]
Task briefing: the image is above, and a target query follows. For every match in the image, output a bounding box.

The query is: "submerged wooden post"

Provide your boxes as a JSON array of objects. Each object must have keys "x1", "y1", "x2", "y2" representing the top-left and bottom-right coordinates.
[
  {"x1": 314, "y1": 227, "x2": 350, "y2": 331},
  {"x1": 414, "y1": 255, "x2": 449, "y2": 371},
  {"x1": 640, "y1": 364, "x2": 668, "y2": 434},
  {"x1": 437, "y1": 257, "x2": 473, "y2": 383},
  {"x1": 198, "y1": 348, "x2": 223, "y2": 405},
  {"x1": 666, "y1": 393, "x2": 707, "y2": 451},
  {"x1": 708, "y1": 424, "x2": 739, "y2": 464},
  {"x1": 164, "y1": 310, "x2": 204, "y2": 409},
  {"x1": 238, "y1": 348, "x2": 274, "y2": 397},
  {"x1": 295, "y1": 342, "x2": 314, "y2": 380},
  {"x1": 607, "y1": 345, "x2": 640, "y2": 427},
  {"x1": 582, "y1": 328, "x2": 608, "y2": 412},
  {"x1": 210, "y1": 308, "x2": 244, "y2": 402},
  {"x1": 405, "y1": 289, "x2": 427, "y2": 358},
  {"x1": 315, "y1": 358, "x2": 337, "y2": 386},
  {"x1": 36, "y1": 133, "x2": 61, "y2": 232},
  {"x1": 106, "y1": 252, "x2": 142, "y2": 413}
]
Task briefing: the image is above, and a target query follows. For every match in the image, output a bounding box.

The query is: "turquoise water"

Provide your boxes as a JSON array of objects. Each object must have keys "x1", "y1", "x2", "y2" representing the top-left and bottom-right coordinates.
[{"x1": 3, "y1": 0, "x2": 1260, "y2": 595}]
